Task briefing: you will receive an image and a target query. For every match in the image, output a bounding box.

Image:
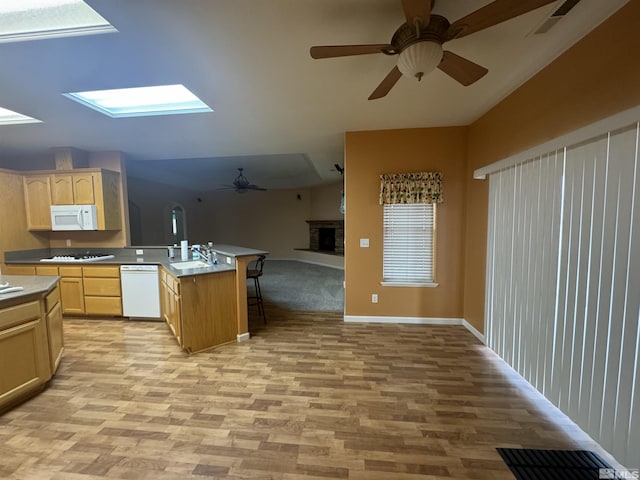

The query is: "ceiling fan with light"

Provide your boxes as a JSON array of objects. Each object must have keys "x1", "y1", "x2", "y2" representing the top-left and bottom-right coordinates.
[
  {"x1": 310, "y1": 0, "x2": 560, "y2": 100},
  {"x1": 219, "y1": 168, "x2": 267, "y2": 193}
]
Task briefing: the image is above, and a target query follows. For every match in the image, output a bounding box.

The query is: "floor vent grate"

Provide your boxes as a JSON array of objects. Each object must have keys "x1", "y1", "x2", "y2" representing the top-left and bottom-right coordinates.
[{"x1": 497, "y1": 448, "x2": 621, "y2": 480}]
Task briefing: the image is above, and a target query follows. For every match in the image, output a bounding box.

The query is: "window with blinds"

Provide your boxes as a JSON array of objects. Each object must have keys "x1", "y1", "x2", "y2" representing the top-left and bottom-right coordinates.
[{"x1": 382, "y1": 203, "x2": 435, "y2": 285}]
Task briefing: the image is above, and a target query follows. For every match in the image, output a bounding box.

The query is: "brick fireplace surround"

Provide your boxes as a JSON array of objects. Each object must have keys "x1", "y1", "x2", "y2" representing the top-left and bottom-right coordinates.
[{"x1": 306, "y1": 220, "x2": 344, "y2": 255}]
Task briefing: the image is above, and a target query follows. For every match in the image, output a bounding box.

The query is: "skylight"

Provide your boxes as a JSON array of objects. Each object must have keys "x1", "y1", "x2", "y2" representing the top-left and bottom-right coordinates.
[
  {"x1": 62, "y1": 85, "x2": 213, "y2": 118},
  {"x1": 0, "y1": 0, "x2": 116, "y2": 43},
  {"x1": 0, "y1": 107, "x2": 42, "y2": 125}
]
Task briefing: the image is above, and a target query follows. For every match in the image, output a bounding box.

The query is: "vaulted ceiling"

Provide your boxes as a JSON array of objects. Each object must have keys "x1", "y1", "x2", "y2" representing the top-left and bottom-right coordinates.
[{"x1": 0, "y1": 0, "x2": 629, "y2": 190}]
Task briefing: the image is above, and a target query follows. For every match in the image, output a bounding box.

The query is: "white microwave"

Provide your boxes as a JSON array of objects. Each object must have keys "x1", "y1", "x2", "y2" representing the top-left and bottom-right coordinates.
[{"x1": 50, "y1": 204, "x2": 98, "y2": 231}]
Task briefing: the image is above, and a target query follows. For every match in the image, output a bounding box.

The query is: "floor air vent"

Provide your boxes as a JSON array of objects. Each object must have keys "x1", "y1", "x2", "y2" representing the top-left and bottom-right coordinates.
[{"x1": 497, "y1": 448, "x2": 621, "y2": 479}]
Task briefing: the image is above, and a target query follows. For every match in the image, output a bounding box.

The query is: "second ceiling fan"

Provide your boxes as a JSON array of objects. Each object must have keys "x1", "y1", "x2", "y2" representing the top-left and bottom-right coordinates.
[{"x1": 310, "y1": 0, "x2": 559, "y2": 100}]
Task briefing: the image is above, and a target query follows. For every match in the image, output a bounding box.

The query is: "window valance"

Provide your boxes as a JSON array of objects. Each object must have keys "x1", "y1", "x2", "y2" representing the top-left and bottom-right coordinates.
[{"x1": 379, "y1": 171, "x2": 443, "y2": 205}]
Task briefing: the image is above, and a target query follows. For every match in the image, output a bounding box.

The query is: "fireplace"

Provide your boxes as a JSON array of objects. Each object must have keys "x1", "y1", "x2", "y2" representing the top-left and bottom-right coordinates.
[{"x1": 307, "y1": 220, "x2": 344, "y2": 255}]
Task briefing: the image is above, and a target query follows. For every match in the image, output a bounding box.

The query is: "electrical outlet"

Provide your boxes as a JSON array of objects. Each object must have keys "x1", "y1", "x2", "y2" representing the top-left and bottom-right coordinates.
[
  {"x1": 371, "y1": 293, "x2": 378, "y2": 303},
  {"x1": 360, "y1": 238, "x2": 369, "y2": 248},
  {"x1": 136, "y1": 249, "x2": 144, "y2": 255},
  {"x1": 66, "y1": 239, "x2": 71, "y2": 247},
  {"x1": 226, "y1": 257, "x2": 232, "y2": 264}
]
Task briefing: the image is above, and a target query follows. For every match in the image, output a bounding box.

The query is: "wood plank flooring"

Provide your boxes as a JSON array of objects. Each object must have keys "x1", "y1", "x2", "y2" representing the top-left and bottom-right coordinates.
[{"x1": 0, "y1": 306, "x2": 617, "y2": 479}]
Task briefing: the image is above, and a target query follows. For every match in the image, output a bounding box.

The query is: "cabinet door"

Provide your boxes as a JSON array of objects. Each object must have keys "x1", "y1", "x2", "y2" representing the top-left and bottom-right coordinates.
[
  {"x1": 0, "y1": 301, "x2": 52, "y2": 408},
  {"x1": 50, "y1": 175, "x2": 74, "y2": 205},
  {"x1": 23, "y1": 175, "x2": 52, "y2": 230},
  {"x1": 171, "y1": 290, "x2": 182, "y2": 346},
  {"x1": 60, "y1": 277, "x2": 85, "y2": 315},
  {"x1": 46, "y1": 301, "x2": 64, "y2": 373},
  {"x1": 72, "y1": 173, "x2": 95, "y2": 205}
]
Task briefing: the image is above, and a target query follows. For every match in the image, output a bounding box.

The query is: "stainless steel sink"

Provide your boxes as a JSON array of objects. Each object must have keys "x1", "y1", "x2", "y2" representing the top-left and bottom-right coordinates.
[{"x1": 170, "y1": 260, "x2": 210, "y2": 270}]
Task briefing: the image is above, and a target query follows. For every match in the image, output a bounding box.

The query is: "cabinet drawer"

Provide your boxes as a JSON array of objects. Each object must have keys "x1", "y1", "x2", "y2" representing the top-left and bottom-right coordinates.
[
  {"x1": 59, "y1": 266, "x2": 82, "y2": 277},
  {"x1": 0, "y1": 301, "x2": 41, "y2": 330},
  {"x1": 83, "y1": 278, "x2": 121, "y2": 296},
  {"x1": 3, "y1": 265, "x2": 36, "y2": 276},
  {"x1": 36, "y1": 266, "x2": 59, "y2": 276},
  {"x1": 83, "y1": 266, "x2": 120, "y2": 278},
  {"x1": 45, "y1": 286, "x2": 60, "y2": 313},
  {"x1": 84, "y1": 297, "x2": 122, "y2": 316}
]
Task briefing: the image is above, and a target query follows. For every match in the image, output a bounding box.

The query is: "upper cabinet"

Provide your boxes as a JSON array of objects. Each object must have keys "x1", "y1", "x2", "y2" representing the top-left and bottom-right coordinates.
[
  {"x1": 24, "y1": 169, "x2": 122, "y2": 231},
  {"x1": 50, "y1": 174, "x2": 73, "y2": 205},
  {"x1": 23, "y1": 175, "x2": 53, "y2": 230}
]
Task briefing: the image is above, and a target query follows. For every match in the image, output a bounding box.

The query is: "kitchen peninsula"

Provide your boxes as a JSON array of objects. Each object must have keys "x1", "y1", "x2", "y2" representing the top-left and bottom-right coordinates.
[
  {"x1": 0, "y1": 275, "x2": 62, "y2": 413},
  {"x1": 3, "y1": 244, "x2": 267, "y2": 354}
]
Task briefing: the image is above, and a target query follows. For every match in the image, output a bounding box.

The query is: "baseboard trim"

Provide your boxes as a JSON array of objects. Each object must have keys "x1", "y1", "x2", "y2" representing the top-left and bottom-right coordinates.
[
  {"x1": 463, "y1": 320, "x2": 485, "y2": 344},
  {"x1": 344, "y1": 315, "x2": 485, "y2": 342},
  {"x1": 237, "y1": 332, "x2": 250, "y2": 342}
]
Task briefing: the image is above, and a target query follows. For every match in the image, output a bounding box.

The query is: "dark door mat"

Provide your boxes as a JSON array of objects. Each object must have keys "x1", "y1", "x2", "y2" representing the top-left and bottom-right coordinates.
[{"x1": 497, "y1": 448, "x2": 621, "y2": 479}]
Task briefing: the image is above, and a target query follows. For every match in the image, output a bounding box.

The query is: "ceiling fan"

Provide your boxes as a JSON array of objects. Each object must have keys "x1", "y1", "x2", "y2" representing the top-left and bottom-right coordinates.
[
  {"x1": 310, "y1": 0, "x2": 559, "y2": 100},
  {"x1": 220, "y1": 168, "x2": 267, "y2": 193}
]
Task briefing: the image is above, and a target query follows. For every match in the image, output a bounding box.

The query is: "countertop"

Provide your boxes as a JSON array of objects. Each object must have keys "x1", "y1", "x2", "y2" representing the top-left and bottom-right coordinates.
[
  {"x1": 0, "y1": 275, "x2": 59, "y2": 303},
  {"x1": 4, "y1": 245, "x2": 269, "y2": 278}
]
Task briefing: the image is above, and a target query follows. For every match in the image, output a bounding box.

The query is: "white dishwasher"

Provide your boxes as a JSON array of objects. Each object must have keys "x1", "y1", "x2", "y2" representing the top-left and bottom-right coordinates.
[{"x1": 120, "y1": 265, "x2": 161, "y2": 320}]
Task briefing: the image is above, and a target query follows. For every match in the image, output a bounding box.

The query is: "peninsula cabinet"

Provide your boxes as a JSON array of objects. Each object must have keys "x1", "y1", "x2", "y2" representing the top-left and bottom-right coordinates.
[
  {"x1": 0, "y1": 297, "x2": 51, "y2": 412},
  {"x1": 24, "y1": 168, "x2": 122, "y2": 231},
  {"x1": 161, "y1": 268, "x2": 237, "y2": 354},
  {"x1": 45, "y1": 285, "x2": 64, "y2": 373}
]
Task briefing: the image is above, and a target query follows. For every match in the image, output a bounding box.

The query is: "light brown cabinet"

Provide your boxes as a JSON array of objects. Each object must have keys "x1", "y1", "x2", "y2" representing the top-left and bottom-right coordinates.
[
  {"x1": 23, "y1": 175, "x2": 52, "y2": 230},
  {"x1": 45, "y1": 285, "x2": 64, "y2": 373},
  {"x1": 24, "y1": 169, "x2": 122, "y2": 231},
  {"x1": 161, "y1": 268, "x2": 237, "y2": 354},
  {"x1": 83, "y1": 266, "x2": 122, "y2": 316},
  {"x1": 161, "y1": 269, "x2": 182, "y2": 346},
  {"x1": 0, "y1": 298, "x2": 52, "y2": 411},
  {"x1": 50, "y1": 174, "x2": 74, "y2": 205},
  {"x1": 59, "y1": 266, "x2": 85, "y2": 315}
]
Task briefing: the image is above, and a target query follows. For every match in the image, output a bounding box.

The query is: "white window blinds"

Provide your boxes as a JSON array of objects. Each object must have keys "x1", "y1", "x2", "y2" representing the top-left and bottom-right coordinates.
[
  {"x1": 485, "y1": 122, "x2": 640, "y2": 469},
  {"x1": 383, "y1": 203, "x2": 435, "y2": 284}
]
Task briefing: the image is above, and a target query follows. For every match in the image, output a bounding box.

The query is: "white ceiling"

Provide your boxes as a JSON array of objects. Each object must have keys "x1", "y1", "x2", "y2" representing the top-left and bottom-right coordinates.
[{"x1": 0, "y1": 0, "x2": 629, "y2": 190}]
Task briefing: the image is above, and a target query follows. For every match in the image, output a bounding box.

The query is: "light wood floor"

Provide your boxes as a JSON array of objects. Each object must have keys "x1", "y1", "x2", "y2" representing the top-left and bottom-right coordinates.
[{"x1": 0, "y1": 306, "x2": 614, "y2": 479}]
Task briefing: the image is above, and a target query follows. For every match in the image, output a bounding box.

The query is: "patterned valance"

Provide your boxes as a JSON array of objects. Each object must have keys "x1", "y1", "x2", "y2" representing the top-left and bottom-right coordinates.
[{"x1": 379, "y1": 171, "x2": 443, "y2": 205}]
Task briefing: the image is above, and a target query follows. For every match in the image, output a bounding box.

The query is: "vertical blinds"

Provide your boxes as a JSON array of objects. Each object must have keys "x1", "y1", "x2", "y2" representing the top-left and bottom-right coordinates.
[
  {"x1": 383, "y1": 203, "x2": 434, "y2": 283},
  {"x1": 486, "y1": 123, "x2": 640, "y2": 469}
]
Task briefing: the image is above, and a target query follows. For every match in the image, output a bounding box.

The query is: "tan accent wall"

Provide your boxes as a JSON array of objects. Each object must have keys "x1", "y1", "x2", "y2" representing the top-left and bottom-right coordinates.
[
  {"x1": 0, "y1": 169, "x2": 49, "y2": 269},
  {"x1": 463, "y1": 0, "x2": 640, "y2": 332},
  {"x1": 344, "y1": 127, "x2": 467, "y2": 318}
]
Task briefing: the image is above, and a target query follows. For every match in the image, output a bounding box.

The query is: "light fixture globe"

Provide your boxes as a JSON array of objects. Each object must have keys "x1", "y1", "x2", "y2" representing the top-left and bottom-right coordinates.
[{"x1": 397, "y1": 41, "x2": 443, "y2": 81}]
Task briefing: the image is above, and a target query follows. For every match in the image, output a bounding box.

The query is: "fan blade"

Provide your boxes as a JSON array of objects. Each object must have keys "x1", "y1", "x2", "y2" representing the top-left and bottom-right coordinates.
[
  {"x1": 437, "y1": 51, "x2": 488, "y2": 86},
  {"x1": 368, "y1": 66, "x2": 403, "y2": 100},
  {"x1": 310, "y1": 44, "x2": 390, "y2": 59},
  {"x1": 445, "y1": 0, "x2": 557, "y2": 40},
  {"x1": 400, "y1": 0, "x2": 431, "y2": 26},
  {"x1": 247, "y1": 185, "x2": 267, "y2": 191}
]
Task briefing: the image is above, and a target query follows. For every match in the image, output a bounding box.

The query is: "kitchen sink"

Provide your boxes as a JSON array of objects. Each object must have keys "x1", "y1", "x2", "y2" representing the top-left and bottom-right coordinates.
[{"x1": 170, "y1": 260, "x2": 211, "y2": 270}]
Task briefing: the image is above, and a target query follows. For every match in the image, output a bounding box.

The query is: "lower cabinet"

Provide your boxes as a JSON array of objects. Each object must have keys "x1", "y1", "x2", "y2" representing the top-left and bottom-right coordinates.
[
  {"x1": 161, "y1": 269, "x2": 182, "y2": 346},
  {"x1": 59, "y1": 267, "x2": 85, "y2": 315},
  {"x1": 45, "y1": 285, "x2": 64, "y2": 373},
  {"x1": 0, "y1": 295, "x2": 53, "y2": 412},
  {"x1": 161, "y1": 268, "x2": 237, "y2": 354},
  {"x1": 9, "y1": 264, "x2": 123, "y2": 316},
  {"x1": 83, "y1": 266, "x2": 122, "y2": 316}
]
